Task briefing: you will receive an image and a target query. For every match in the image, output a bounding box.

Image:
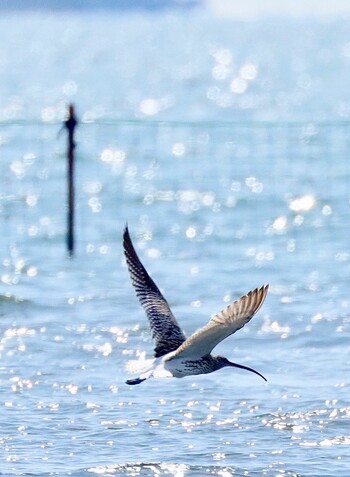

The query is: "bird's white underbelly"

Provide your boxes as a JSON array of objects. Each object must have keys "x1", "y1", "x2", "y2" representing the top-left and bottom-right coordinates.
[{"x1": 127, "y1": 355, "x2": 214, "y2": 381}]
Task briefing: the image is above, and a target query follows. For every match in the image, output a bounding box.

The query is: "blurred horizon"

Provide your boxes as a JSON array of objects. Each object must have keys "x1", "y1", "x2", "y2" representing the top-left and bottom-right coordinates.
[
  {"x1": 2, "y1": 0, "x2": 350, "y2": 18},
  {"x1": 0, "y1": 0, "x2": 200, "y2": 11}
]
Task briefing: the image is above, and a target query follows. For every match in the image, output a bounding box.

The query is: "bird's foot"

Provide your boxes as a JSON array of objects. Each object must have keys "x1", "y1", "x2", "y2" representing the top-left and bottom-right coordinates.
[{"x1": 126, "y1": 377, "x2": 146, "y2": 385}]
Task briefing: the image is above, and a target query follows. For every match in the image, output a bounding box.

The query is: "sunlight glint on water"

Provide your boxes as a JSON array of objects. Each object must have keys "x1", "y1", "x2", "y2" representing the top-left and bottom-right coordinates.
[{"x1": 1, "y1": 8, "x2": 350, "y2": 477}]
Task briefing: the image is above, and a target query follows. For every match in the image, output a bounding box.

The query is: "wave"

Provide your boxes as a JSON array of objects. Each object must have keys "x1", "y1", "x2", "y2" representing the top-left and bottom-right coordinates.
[
  {"x1": 3, "y1": 462, "x2": 298, "y2": 477},
  {"x1": 0, "y1": 294, "x2": 30, "y2": 305}
]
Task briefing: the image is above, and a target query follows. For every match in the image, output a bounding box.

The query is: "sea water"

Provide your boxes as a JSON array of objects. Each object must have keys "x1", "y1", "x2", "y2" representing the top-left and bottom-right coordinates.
[{"x1": 1, "y1": 7, "x2": 350, "y2": 477}]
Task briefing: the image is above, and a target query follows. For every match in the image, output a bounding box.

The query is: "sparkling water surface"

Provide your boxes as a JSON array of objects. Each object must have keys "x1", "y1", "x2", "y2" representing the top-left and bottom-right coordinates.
[{"x1": 1, "y1": 7, "x2": 350, "y2": 477}]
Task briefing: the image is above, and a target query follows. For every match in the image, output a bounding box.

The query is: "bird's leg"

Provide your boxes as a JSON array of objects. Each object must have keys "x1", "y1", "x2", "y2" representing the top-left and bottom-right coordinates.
[{"x1": 126, "y1": 377, "x2": 147, "y2": 385}]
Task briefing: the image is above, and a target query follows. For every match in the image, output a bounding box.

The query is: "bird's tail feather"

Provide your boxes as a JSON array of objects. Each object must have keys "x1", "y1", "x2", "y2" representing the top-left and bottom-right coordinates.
[
  {"x1": 125, "y1": 357, "x2": 173, "y2": 384},
  {"x1": 125, "y1": 358, "x2": 155, "y2": 375},
  {"x1": 125, "y1": 359, "x2": 155, "y2": 385}
]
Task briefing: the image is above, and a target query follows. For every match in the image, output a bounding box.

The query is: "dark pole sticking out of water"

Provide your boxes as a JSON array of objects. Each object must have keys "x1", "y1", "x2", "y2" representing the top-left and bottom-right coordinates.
[{"x1": 63, "y1": 104, "x2": 78, "y2": 257}]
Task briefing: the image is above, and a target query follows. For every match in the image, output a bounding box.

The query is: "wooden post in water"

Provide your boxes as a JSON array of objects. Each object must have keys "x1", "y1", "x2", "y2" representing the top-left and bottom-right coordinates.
[{"x1": 63, "y1": 104, "x2": 78, "y2": 256}]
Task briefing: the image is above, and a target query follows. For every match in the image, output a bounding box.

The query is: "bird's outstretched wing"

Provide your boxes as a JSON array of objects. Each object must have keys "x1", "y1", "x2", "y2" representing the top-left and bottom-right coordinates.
[
  {"x1": 167, "y1": 285, "x2": 268, "y2": 360},
  {"x1": 123, "y1": 226, "x2": 186, "y2": 357}
]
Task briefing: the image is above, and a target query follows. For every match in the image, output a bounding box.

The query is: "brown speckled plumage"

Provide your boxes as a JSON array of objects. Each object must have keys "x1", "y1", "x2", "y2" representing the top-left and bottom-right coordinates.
[{"x1": 123, "y1": 226, "x2": 186, "y2": 358}]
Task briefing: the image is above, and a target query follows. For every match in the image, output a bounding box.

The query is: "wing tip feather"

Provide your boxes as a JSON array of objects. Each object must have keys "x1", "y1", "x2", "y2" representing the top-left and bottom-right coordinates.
[
  {"x1": 247, "y1": 284, "x2": 269, "y2": 314},
  {"x1": 123, "y1": 224, "x2": 131, "y2": 247}
]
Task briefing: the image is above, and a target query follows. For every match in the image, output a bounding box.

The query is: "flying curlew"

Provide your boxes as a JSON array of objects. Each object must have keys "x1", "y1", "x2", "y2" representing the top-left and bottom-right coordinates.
[{"x1": 123, "y1": 226, "x2": 268, "y2": 385}]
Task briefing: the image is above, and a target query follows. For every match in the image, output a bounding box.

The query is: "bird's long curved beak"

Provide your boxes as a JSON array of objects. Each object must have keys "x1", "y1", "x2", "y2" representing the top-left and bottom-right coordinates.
[{"x1": 228, "y1": 361, "x2": 267, "y2": 382}]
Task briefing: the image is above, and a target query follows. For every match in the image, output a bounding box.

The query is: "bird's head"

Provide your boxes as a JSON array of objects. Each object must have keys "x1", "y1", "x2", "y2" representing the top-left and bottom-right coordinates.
[{"x1": 216, "y1": 356, "x2": 267, "y2": 382}]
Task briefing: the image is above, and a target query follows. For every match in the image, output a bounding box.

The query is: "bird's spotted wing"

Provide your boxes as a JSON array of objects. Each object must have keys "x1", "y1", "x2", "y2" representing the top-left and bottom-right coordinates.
[
  {"x1": 123, "y1": 227, "x2": 186, "y2": 357},
  {"x1": 168, "y1": 285, "x2": 268, "y2": 360}
]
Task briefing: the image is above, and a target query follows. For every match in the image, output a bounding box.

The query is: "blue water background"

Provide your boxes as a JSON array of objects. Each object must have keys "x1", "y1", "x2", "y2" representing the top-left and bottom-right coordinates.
[{"x1": 1, "y1": 7, "x2": 350, "y2": 477}]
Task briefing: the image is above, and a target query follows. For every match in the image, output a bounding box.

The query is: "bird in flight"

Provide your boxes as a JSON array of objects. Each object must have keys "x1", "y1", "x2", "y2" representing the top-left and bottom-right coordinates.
[{"x1": 123, "y1": 226, "x2": 268, "y2": 385}]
